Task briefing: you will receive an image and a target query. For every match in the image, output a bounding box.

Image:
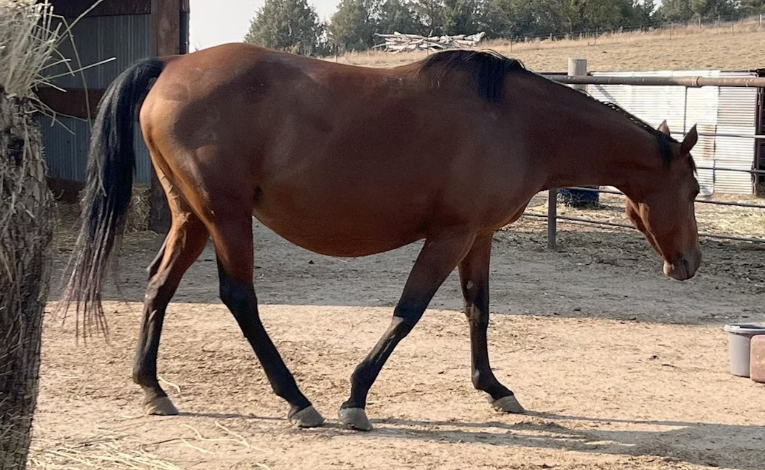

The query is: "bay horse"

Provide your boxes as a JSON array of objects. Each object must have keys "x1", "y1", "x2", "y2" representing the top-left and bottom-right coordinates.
[{"x1": 58, "y1": 44, "x2": 701, "y2": 431}]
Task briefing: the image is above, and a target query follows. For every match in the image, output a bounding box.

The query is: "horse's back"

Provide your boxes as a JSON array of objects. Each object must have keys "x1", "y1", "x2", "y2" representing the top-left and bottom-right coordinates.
[{"x1": 140, "y1": 44, "x2": 527, "y2": 256}]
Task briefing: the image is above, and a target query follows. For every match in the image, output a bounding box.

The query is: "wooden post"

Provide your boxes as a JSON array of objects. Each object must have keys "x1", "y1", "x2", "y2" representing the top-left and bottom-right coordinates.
[
  {"x1": 148, "y1": 0, "x2": 183, "y2": 234},
  {"x1": 547, "y1": 189, "x2": 557, "y2": 250},
  {"x1": 568, "y1": 58, "x2": 587, "y2": 91}
]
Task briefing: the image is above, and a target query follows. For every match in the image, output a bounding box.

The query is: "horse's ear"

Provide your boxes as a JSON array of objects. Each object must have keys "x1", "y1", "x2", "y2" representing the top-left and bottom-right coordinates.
[
  {"x1": 681, "y1": 125, "x2": 698, "y2": 154},
  {"x1": 657, "y1": 120, "x2": 670, "y2": 135}
]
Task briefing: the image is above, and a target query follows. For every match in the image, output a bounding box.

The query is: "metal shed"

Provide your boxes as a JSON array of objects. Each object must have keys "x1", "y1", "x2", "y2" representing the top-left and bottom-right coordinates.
[{"x1": 37, "y1": 0, "x2": 189, "y2": 228}]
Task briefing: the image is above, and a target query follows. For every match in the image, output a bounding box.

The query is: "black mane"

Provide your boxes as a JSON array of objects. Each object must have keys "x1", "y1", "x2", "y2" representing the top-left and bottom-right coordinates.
[
  {"x1": 567, "y1": 87, "x2": 684, "y2": 168},
  {"x1": 418, "y1": 49, "x2": 685, "y2": 168},
  {"x1": 418, "y1": 49, "x2": 525, "y2": 103},
  {"x1": 601, "y1": 101, "x2": 682, "y2": 168}
]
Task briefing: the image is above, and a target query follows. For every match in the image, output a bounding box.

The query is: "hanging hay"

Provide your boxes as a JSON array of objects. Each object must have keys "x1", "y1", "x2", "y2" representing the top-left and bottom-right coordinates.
[{"x1": 1, "y1": 1, "x2": 65, "y2": 467}]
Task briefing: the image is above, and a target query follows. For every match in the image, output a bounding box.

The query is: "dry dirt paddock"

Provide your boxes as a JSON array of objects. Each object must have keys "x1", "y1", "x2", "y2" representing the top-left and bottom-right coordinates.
[{"x1": 29, "y1": 199, "x2": 765, "y2": 470}]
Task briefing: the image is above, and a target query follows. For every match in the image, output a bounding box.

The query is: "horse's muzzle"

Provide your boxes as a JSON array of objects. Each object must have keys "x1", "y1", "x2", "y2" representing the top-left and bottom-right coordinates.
[{"x1": 663, "y1": 251, "x2": 701, "y2": 281}]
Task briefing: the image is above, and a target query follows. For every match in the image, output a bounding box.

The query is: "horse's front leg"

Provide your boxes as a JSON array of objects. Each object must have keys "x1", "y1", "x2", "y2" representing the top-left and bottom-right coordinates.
[
  {"x1": 458, "y1": 233, "x2": 524, "y2": 413},
  {"x1": 338, "y1": 229, "x2": 477, "y2": 431}
]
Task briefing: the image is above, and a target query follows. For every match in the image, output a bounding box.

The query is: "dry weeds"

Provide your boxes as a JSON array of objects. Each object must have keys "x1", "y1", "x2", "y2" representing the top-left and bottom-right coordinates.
[{"x1": 333, "y1": 20, "x2": 765, "y2": 72}]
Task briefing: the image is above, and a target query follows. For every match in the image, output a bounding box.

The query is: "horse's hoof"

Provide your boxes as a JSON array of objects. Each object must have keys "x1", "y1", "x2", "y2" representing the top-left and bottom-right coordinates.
[
  {"x1": 338, "y1": 407, "x2": 373, "y2": 431},
  {"x1": 490, "y1": 395, "x2": 525, "y2": 414},
  {"x1": 288, "y1": 405, "x2": 325, "y2": 428},
  {"x1": 144, "y1": 396, "x2": 179, "y2": 416}
]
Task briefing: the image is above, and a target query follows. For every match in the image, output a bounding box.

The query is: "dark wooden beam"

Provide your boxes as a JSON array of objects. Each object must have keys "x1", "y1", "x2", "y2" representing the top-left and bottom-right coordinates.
[
  {"x1": 148, "y1": 0, "x2": 184, "y2": 233},
  {"x1": 48, "y1": 0, "x2": 152, "y2": 18},
  {"x1": 35, "y1": 86, "x2": 105, "y2": 120},
  {"x1": 152, "y1": 0, "x2": 181, "y2": 56}
]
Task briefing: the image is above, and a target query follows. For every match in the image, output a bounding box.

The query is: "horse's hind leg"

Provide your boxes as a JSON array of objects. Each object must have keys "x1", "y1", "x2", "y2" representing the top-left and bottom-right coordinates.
[
  {"x1": 207, "y1": 213, "x2": 324, "y2": 428},
  {"x1": 133, "y1": 200, "x2": 209, "y2": 415},
  {"x1": 458, "y1": 234, "x2": 524, "y2": 414},
  {"x1": 339, "y1": 229, "x2": 476, "y2": 431}
]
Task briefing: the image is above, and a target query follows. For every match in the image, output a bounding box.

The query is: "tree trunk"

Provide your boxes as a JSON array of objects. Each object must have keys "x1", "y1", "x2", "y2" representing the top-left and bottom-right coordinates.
[{"x1": 0, "y1": 90, "x2": 54, "y2": 469}]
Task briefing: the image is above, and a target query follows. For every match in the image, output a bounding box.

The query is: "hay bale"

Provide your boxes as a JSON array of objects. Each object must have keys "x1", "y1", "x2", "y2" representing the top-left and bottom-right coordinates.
[
  {"x1": 65, "y1": 183, "x2": 151, "y2": 232},
  {"x1": 126, "y1": 184, "x2": 151, "y2": 232},
  {"x1": 0, "y1": 1, "x2": 64, "y2": 467},
  {"x1": 0, "y1": 87, "x2": 54, "y2": 470}
]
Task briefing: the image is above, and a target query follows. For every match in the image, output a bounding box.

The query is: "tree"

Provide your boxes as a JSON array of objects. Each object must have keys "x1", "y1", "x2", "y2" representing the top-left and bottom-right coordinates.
[
  {"x1": 689, "y1": 0, "x2": 740, "y2": 21},
  {"x1": 244, "y1": 0, "x2": 325, "y2": 56},
  {"x1": 329, "y1": 0, "x2": 379, "y2": 51},
  {"x1": 442, "y1": 0, "x2": 480, "y2": 35},
  {"x1": 632, "y1": 0, "x2": 659, "y2": 27},
  {"x1": 477, "y1": 0, "x2": 517, "y2": 38},
  {"x1": 329, "y1": 0, "x2": 420, "y2": 51},
  {"x1": 378, "y1": 0, "x2": 421, "y2": 35},
  {"x1": 656, "y1": 0, "x2": 695, "y2": 21},
  {"x1": 739, "y1": 0, "x2": 765, "y2": 15},
  {"x1": 413, "y1": 0, "x2": 446, "y2": 34},
  {"x1": 579, "y1": 0, "x2": 636, "y2": 30}
]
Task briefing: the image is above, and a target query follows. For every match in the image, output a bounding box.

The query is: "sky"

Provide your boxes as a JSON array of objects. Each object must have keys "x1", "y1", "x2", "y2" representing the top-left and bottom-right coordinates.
[{"x1": 188, "y1": 0, "x2": 340, "y2": 51}]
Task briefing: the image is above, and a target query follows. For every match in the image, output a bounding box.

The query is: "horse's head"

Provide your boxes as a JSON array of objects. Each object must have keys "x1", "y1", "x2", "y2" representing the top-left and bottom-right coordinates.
[{"x1": 624, "y1": 121, "x2": 701, "y2": 281}]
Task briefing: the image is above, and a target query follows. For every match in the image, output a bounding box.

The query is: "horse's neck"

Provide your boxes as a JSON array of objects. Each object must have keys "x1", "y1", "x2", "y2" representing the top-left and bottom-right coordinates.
[{"x1": 522, "y1": 76, "x2": 661, "y2": 192}]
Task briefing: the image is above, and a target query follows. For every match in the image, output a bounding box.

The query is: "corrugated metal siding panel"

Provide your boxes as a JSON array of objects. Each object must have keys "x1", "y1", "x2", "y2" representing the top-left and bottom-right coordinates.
[
  {"x1": 47, "y1": 15, "x2": 152, "y2": 89},
  {"x1": 38, "y1": 115, "x2": 152, "y2": 184},
  {"x1": 760, "y1": 90, "x2": 765, "y2": 173},
  {"x1": 685, "y1": 83, "x2": 719, "y2": 195},
  {"x1": 38, "y1": 115, "x2": 89, "y2": 181},
  {"x1": 714, "y1": 73, "x2": 757, "y2": 194},
  {"x1": 41, "y1": 15, "x2": 153, "y2": 184},
  {"x1": 692, "y1": 124, "x2": 717, "y2": 195},
  {"x1": 588, "y1": 70, "x2": 757, "y2": 195}
]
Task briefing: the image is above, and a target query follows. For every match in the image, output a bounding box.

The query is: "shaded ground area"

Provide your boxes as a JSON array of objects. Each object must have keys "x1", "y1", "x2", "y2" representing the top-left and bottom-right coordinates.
[{"x1": 29, "y1": 203, "x2": 765, "y2": 469}]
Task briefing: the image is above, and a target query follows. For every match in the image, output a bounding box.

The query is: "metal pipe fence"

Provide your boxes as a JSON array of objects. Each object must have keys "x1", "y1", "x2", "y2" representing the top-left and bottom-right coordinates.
[
  {"x1": 540, "y1": 169, "x2": 765, "y2": 248},
  {"x1": 536, "y1": 73, "x2": 765, "y2": 249}
]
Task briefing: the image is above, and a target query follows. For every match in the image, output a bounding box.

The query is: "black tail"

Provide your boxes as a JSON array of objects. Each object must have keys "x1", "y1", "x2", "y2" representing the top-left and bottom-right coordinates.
[{"x1": 57, "y1": 57, "x2": 165, "y2": 340}]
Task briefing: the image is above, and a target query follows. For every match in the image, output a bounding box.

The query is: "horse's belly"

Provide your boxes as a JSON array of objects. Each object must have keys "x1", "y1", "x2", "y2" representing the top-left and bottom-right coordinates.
[{"x1": 251, "y1": 201, "x2": 427, "y2": 258}]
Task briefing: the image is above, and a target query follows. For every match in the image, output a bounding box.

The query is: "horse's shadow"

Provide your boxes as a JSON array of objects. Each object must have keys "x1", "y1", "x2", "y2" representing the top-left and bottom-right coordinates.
[
  {"x1": 179, "y1": 409, "x2": 764, "y2": 469},
  {"x1": 375, "y1": 411, "x2": 764, "y2": 469}
]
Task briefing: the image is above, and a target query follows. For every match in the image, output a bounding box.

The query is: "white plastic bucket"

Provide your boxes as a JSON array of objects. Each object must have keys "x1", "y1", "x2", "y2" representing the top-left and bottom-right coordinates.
[{"x1": 724, "y1": 324, "x2": 765, "y2": 377}]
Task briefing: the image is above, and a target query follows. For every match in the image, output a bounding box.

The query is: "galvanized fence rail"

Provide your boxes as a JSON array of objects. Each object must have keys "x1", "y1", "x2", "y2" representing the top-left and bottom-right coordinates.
[{"x1": 534, "y1": 70, "x2": 765, "y2": 249}]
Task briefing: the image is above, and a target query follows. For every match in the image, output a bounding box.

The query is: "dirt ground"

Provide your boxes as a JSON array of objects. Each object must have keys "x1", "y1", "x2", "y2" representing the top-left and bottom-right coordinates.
[{"x1": 29, "y1": 198, "x2": 765, "y2": 470}]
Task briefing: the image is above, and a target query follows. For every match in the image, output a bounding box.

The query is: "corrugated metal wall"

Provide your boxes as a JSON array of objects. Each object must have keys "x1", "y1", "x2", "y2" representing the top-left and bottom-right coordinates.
[
  {"x1": 40, "y1": 15, "x2": 153, "y2": 184},
  {"x1": 587, "y1": 70, "x2": 759, "y2": 195},
  {"x1": 715, "y1": 76, "x2": 759, "y2": 193},
  {"x1": 38, "y1": 114, "x2": 153, "y2": 184}
]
